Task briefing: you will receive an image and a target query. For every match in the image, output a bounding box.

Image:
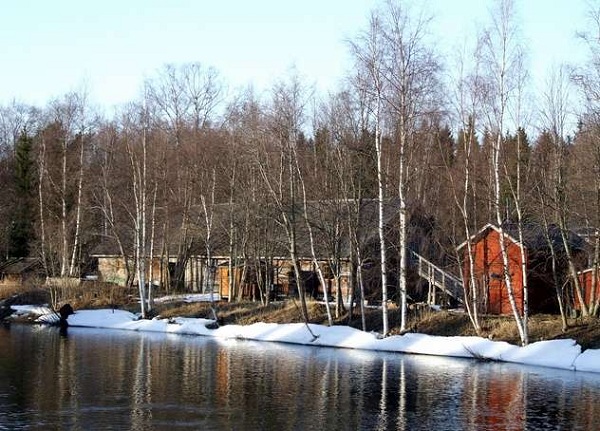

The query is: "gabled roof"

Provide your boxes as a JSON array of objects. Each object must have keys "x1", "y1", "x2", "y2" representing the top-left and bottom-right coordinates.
[
  {"x1": 456, "y1": 222, "x2": 588, "y2": 253},
  {"x1": 456, "y1": 223, "x2": 521, "y2": 251},
  {"x1": 89, "y1": 198, "x2": 402, "y2": 259}
]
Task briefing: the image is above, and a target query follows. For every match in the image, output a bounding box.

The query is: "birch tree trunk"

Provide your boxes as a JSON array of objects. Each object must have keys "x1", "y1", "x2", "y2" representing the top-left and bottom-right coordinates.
[
  {"x1": 446, "y1": 117, "x2": 481, "y2": 334},
  {"x1": 147, "y1": 183, "x2": 158, "y2": 312},
  {"x1": 481, "y1": 0, "x2": 528, "y2": 345},
  {"x1": 292, "y1": 139, "x2": 334, "y2": 326},
  {"x1": 68, "y1": 134, "x2": 85, "y2": 277},
  {"x1": 538, "y1": 65, "x2": 580, "y2": 325},
  {"x1": 126, "y1": 99, "x2": 151, "y2": 318},
  {"x1": 398, "y1": 119, "x2": 408, "y2": 332},
  {"x1": 201, "y1": 169, "x2": 218, "y2": 321},
  {"x1": 350, "y1": 13, "x2": 390, "y2": 336},
  {"x1": 508, "y1": 55, "x2": 531, "y2": 343},
  {"x1": 60, "y1": 131, "x2": 68, "y2": 277},
  {"x1": 38, "y1": 135, "x2": 48, "y2": 276}
]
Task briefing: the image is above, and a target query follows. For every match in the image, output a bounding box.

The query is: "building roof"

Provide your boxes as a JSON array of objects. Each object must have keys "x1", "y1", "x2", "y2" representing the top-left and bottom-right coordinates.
[
  {"x1": 89, "y1": 198, "x2": 403, "y2": 259},
  {"x1": 456, "y1": 222, "x2": 588, "y2": 254},
  {"x1": 0, "y1": 258, "x2": 43, "y2": 275}
]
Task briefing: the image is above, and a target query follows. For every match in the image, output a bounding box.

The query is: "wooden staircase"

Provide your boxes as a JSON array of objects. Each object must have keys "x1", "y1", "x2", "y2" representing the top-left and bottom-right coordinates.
[{"x1": 410, "y1": 251, "x2": 463, "y2": 305}]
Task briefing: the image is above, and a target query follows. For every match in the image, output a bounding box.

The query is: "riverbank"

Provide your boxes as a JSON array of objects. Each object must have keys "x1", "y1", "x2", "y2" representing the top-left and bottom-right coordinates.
[
  {"x1": 154, "y1": 297, "x2": 600, "y2": 350},
  {"x1": 6, "y1": 302, "x2": 600, "y2": 374},
  {"x1": 3, "y1": 285, "x2": 600, "y2": 349},
  {"x1": 3, "y1": 287, "x2": 600, "y2": 374}
]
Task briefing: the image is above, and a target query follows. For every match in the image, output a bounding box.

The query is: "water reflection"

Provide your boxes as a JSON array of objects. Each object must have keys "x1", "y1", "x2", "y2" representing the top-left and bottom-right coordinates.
[{"x1": 1, "y1": 324, "x2": 600, "y2": 430}]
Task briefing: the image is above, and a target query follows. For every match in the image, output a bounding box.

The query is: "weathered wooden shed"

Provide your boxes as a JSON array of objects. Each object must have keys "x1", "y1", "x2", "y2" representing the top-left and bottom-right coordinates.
[
  {"x1": 216, "y1": 261, "x2": 265, "y2": 301},
  {"x1": 457, "y1": 223, "x2": 587, "y2": 315},
  {"x1": 215, "y1": 258, "x2": 351, "y2": 302}
]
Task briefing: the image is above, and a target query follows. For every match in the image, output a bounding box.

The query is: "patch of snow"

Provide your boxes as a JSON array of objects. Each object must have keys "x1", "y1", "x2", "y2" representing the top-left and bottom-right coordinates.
[
  {"x1": 153, "y1": 293, "x2": 221, "y2": 304},
  {"x1": 10, "y1": 305, "x2": 53, "y2": 316},
  {"x1": 10, "y1": 305, "x2": 600, "y2": 374},
  {"x1": 574, "y1": 349, "x2": 600, "y2": 373}
]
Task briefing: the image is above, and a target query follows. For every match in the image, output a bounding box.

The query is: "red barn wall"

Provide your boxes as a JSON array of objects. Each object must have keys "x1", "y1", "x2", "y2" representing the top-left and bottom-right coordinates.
[
  {"x1": 576, "y1": 269, "x2": 600, "y2": 311},
  {"x1": 463, "y1": 229, "x2": 524, "y2": 315}
]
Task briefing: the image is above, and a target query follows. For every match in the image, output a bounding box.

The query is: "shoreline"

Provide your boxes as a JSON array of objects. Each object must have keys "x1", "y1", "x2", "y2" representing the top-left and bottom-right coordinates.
[{"x1": 7, "y1": 304, "x2": 600, "y2": 375}]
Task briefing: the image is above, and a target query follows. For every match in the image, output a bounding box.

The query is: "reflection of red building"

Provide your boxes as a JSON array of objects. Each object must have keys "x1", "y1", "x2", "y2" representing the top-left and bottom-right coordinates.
[
  {"x1": 458, "y1": 223, "x2": 587, "y2": 316},
  {"x1": 469, "y1": 370, "x2": 525, "y2": 430}
]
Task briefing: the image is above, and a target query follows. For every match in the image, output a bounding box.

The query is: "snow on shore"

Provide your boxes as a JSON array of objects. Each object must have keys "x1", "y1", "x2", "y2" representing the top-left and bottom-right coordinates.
[{"x1": 8, "y1": 304, "x2": 600, "y2": 374}]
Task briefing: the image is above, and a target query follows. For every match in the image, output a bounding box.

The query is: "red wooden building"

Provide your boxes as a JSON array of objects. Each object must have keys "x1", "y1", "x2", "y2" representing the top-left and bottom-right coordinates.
[
  {"x1": 458, "y1": 224, "x2": 524, "y2": 315},
  {"x1": 575, "y1": 268, "x2": 600, "y2": 313},
  {"x1": 457, "y1": 223, "x2": 587, "y2": 316}
]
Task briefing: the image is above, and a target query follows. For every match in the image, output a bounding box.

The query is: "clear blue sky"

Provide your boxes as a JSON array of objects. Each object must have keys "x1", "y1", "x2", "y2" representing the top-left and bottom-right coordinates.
[{"x1": 0, "y1": 0, "x2": 590, "y2": 110}]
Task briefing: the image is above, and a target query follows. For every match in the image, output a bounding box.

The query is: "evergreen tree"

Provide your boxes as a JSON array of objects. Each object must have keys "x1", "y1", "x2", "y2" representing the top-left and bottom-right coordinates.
[{"x1": 8, "y1": 131, "x2": 35, "y2": 257}]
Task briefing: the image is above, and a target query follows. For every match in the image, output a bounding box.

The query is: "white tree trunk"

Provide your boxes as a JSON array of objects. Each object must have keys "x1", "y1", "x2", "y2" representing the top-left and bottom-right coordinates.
[
  {"x1": 68, "y1": 135, "x2": 85, "y2": 277},
  {"x1": 494, "y1": 133, "x2": 527, "y2": 345},
  {"x1": 293, "y1": 143, "x2": 334, "y2": 326},
  {"x1": 60, "y1": 137, "x2": 68, "y2": 277},
  {"x1": 38, "y1": 136, "x2": 48, "y2": 276}
]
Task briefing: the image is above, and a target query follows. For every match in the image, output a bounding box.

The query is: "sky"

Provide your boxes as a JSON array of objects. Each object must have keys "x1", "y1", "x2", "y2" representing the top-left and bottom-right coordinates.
[{"x1": 0, "y1": 0, "x2": 591, "y2": 113}]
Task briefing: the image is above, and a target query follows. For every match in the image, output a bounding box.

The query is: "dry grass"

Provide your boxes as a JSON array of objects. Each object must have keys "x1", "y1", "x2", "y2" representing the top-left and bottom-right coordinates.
[
  {"x1": 0, "y1": 284, "x2": 27, "y2": 299},
  {"x1": 156, "y1": 299, "x2": 327, "y2": 326},
  {"x1": 63, "y1": 282, "x2": 135, "y2": 310},
  {"x1": 0, "y1": 281, "x2": 135, "y2": 311},
  {"x1": 1, "y1": 286, "x2": 50, "y2": 306}
]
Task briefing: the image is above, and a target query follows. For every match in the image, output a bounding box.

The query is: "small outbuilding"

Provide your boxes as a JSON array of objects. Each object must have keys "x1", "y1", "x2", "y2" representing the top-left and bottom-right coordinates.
[
  {"x1": 0, "y1": 258, "x2": 45, "y2": 290},
  {"x1": 575, "y1": 268, "x2": 600, "y2": 314},
  {"x1": 457, "y1": 223, "x2": 587, "y2": 316}
]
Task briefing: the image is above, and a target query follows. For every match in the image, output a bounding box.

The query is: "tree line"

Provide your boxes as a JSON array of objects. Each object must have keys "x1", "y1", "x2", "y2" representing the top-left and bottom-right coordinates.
[{"x1": 2, "y1": 0, "x2": 600, "y2": 343}]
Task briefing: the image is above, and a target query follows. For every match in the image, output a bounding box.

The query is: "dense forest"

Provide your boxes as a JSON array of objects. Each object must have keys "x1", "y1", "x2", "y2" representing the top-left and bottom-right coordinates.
[{"x1": 2, "y1": 0, "x2": 600, "y2": 343}]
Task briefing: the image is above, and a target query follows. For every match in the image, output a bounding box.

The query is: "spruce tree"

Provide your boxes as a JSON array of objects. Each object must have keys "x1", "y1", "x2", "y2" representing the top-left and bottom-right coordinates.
[{"x1": 8, "y1": 131, "x2": 35, "y2": 257}]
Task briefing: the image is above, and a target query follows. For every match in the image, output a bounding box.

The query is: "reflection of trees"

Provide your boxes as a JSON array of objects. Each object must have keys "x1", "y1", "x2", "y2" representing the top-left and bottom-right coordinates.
[
  {"x1": 8, "y1": 328, "x2": 600, "y2": 430},
  {"x1": 130, "y1": 336, "x2": 151, "y2": 430}
]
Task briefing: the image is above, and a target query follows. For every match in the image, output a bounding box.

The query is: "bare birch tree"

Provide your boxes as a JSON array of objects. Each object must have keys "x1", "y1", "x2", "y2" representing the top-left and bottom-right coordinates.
[
  {"x1": 111, "y1": 89, "x2": 162, "y2": 318},
  {"x1": 318, "y1": 87, "x2": 374, "y2": 330},
  {"x1": 256, "y1": 72, "x2": 313, "y2": 328},
  {"x1": 200, "y1": 169, "x2": 218, "y2": 320},
  {"x1": 94, "y1": 125, "x2": 135, "y2": 288},
  {"x1": 479, "y1": 0, "x2": 528, "y2": 344},
  {"x1": 537, "y1": 65, "x2": 575, "y2": 328},
  {"x1": 146, "y1": 63, "x2": 223, "y2": 291},
  {"x1": 349, "y1": 12, "x2": 391, "y2": 335},
  {"x1": 447, "y1": 45, "x2": 484, "y2": 334},
  {"x1": 378, "y1": 0, "x2": 441, "y2": 332},
  {"x1": 570, "y1": 3, "x2": 600, "y2": 317},
  {"x1": 40, "y1": 91, "x2": 95, "y2": 279}
]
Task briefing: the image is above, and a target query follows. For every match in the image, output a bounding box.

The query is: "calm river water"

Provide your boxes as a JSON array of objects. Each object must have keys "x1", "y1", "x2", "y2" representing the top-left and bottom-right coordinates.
[{"x1": 1, "y1": 324, "x2": 600, "y2": 430}]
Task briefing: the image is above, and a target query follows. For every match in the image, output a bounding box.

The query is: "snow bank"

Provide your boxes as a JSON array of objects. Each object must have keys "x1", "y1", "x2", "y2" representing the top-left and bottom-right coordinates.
[{"x1": 9, "y1": 306, "x2": 600, "y2": 374}]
